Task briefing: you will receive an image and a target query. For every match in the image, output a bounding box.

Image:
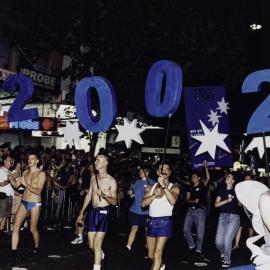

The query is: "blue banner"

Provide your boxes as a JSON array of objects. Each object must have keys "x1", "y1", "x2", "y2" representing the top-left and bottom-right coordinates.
[{"x1": 184, "y1": 86, "x2": 233, "y2": 169}]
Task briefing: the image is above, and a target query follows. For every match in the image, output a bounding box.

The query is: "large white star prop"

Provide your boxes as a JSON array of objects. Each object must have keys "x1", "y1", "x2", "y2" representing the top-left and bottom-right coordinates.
[
  {"x1": 192, "y1": 121, "x2": 231, "y2": 159},
  {"x1": 245, "y1": 136, "x2": 270, "y2": 159},
  {"x1": 115, "y1": 118, "x2": 145, "y2": 148},
  {"x1": 59, "y1": 121, "x2": 84, "y2": 147},
  {"x1": 208, "y1": 110, "x2": 222, "y2": 126},
  {"x1": 217, "y1": 97, "x2": 230, "y2": 114}
]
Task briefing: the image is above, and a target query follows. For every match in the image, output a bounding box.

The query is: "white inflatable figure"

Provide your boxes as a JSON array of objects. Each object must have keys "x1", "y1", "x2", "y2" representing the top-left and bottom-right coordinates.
[{"x1": 235, "y1": 181, "x2": 270, "y2": 269}]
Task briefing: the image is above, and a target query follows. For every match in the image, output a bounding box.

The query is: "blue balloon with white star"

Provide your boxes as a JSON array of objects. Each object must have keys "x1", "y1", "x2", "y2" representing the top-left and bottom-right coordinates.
[
  {"x1": 75, "y1": 76, "x2": 117, "y2": 132},
  {"x1": 145, "y1": 60, "x2": 183, "y2": 117}
]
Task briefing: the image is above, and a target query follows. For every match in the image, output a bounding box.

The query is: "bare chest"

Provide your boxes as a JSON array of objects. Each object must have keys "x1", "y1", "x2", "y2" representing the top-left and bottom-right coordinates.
[
  {"x1": 92, "y1": 178, "x2": 111, "y2": 193},
  {"x1": 25, "y1": 171, "x2": 40, "y2": 186}
]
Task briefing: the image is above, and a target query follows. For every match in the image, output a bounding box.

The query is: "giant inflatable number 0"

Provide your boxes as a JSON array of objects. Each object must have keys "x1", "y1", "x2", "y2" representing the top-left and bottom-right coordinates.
[
  {"x1": 74, "y1": 76, "x2": 117, "y2": 132},
  {"x1": 242, "y1": 69, "x2": 270, "y2": 134},
  {"x1": 3, "y1": 74, "x2": 39, "y2": 122},
  {"x1": 145, "y1": 60, "x2": 183, "y2": 117}
]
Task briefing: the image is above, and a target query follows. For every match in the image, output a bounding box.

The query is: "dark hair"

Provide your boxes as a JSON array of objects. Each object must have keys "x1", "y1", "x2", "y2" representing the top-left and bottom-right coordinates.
[
  {"x1": 227, "y1": 171, "x2": 237, "y2": 180},
  {"x1": 191, "y1": 170, "x2": 202, "y2": 178},
  {"x1": 156, "y1": 161, "x2": 171, "y2": 171},
  {"x1": 244, "y1": 173, "x2": 253, "y2": 179},
  {"x1": 2, "y1": 155, "x2": 13, "y2": 161}
]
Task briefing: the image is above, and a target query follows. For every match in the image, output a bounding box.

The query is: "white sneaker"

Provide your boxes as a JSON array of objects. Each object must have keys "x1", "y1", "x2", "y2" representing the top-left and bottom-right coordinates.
[
  {"x1": 160, "y1": 264, "x2": 165, "y2": 270},
  {"x1": 71, "y1": 236, "x2": 83, "y2": 244}
]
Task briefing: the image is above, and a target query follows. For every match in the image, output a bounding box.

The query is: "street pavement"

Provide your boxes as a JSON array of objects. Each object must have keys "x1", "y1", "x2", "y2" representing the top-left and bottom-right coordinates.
[{"x1": 0, "y1": 214, "x2": 252, "y2": 270}]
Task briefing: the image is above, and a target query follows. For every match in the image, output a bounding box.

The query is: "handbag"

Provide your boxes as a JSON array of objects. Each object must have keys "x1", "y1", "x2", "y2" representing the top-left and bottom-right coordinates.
[{"x1": 0, "y1": 192, "x2": 6, "y2": 200}]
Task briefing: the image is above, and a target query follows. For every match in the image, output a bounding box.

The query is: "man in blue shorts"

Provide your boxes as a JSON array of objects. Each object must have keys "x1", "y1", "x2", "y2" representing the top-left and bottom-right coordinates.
[{"x1": 77, "y1": 154, "x2": 117, "y2": 270}]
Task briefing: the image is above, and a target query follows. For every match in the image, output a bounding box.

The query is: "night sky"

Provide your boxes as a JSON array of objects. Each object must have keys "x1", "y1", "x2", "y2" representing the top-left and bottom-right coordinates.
[{"x1": 0, "y1": 0, "x2": 270, "y2": 141}]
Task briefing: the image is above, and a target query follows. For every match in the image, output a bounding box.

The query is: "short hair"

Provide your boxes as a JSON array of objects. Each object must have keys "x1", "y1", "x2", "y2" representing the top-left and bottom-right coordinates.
[
  {"x1": 191, "y1": 170, "x2": 202, "y2": 178},
  {"x1": 28, "y1": 152, "x2": 40, "y2": 160},
  {"x1": 97, "y1": 153, "x2": 109, "y2": 162},
  {"x1": 244, "y1": 173, "x2": 253, "y2": 179}
]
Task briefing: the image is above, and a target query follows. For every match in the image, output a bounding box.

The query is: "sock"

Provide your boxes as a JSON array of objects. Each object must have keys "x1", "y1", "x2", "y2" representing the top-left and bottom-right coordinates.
[
  {"x1": 126, "y1": 245, "x2": 131, "y2": 250},
  {"x1": 78, "y1": 233, "x2": 83, "y2": 239},
  {"x1": 160, "y1": 264, "x2": 165, "y2": 270},
  {"x1": 93, "y1": 264, "x2": 101, "y2": 270},
  {"x1": 101, "y1": 250, "x2": 105, "y2": 260}
]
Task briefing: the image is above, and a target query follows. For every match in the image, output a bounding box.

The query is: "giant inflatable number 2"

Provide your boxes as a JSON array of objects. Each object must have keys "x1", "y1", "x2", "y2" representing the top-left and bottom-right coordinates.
[
  {"x1": 3, "y1": 74, "x2": 39, "y2": 122},
  {"x1": 242, "y1": 69, "x2": 270, "y2": 134}
]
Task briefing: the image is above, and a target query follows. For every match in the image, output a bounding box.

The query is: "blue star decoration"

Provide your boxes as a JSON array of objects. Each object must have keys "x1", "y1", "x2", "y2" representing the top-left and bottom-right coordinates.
[{"x1": 115, "y1": 118, "x2": 145, "y2": 148}]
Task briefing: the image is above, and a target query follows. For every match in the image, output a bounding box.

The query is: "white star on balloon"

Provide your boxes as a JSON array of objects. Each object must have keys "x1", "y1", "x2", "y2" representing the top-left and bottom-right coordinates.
[
  {"x1": 192, "y1": 121, "x2": 231, "y2": 159},
  {"x1": 217, "y1": 97, "x2": 230, "y2": 114},
  {"x1": 208, "y1": 110, "x2": 222, "y2": 126},
  {"x1": 115, "y1": 118, "x2": 145, "y2": 148},
  {"x1": 59, "y1": 121, "x2": 84, "y2": 147},
  {"x1": 245, "y1": 136, "x2": 270, "y2": 159}
]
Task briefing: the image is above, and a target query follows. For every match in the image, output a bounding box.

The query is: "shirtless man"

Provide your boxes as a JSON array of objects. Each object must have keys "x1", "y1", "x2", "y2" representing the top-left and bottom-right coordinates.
[
  {"x1": 10, "y1": 153, "x2": 46, "y2": 261},
  {"x1": 77, "y1": 154, "x2": 117, "y2": 270}
]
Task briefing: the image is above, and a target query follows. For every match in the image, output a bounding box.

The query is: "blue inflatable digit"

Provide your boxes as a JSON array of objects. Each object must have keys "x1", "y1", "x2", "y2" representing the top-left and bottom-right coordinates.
[
  {"x1": 145, "y1": 60, "x2": 182, "y2": 117},
  {"x1": 75, "y1": 76, "x2": 117, "y2": 132},
  {"x1": 3, "y1": 74, "x2": 39, "y2": 122},
  {"x1": 242, "y1": 69, "x2": 270, "y2": 134}
]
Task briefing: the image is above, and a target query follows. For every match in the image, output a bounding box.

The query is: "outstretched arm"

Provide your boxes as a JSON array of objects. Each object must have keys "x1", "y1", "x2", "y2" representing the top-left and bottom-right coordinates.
[{"x1": 203, "y1": 161, "x2": 210, "y2": 187}]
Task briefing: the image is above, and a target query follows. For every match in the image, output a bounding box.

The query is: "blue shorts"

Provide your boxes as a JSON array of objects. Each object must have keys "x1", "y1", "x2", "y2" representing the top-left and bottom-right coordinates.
[
  {"x1": 88, "y1": 206, "x2": 110, "y2": 232},
  {"x1": 128, "y1": 212, "x2": 148, "y2": 226},
  {"x1": 146, "y1": 216, "x2": 172, "y2": 238}
]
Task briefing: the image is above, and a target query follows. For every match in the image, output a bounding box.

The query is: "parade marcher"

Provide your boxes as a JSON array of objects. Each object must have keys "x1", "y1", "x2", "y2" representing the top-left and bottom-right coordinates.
[
  {"x1": 77, "y1": 154, "x2": 117, "y2": 270},
  {"x1": 11, "y1": 153, "x2": 46, "y2": 264},
  {"x1": 215, "y1": 172, "x2": 240, "y2": 268},
  {"x1": 183, "y1": 161, "x2": 210, "y2": 265},
  {"x1": 142, "y1": 162, "x2": 180, "y2": 270},
  {"x1": 125, "y1": 164, "x2": 155, "y2": 252},
  {"x1": 10, "y1": 161, "x2": 23, "y2": 229}
]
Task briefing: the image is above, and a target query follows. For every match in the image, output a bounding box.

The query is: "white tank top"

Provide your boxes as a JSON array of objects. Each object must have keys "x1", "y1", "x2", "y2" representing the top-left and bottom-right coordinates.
[{"x1": 149, "y1": 183, "x2": 174, "y2": 217}]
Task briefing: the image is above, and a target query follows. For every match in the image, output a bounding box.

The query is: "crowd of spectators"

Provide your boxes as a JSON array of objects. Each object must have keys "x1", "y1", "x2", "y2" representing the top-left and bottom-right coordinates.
[{"x1": 0, "y1": 142, "x2": 268, "y2": 265}]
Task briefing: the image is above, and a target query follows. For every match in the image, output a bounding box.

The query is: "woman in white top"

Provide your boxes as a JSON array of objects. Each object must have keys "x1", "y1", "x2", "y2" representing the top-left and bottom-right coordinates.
[{"x1": 142, "y1": 162, "x2": 180, "y2": 270}]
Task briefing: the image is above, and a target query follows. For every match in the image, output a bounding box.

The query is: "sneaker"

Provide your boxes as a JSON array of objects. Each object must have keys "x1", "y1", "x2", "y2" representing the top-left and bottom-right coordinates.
[
  {"x1": 71, "y1": 236, "x2": 83, "y2": 245},
  {"x1": 196, "y1": 252, "x2": 210, "y2": 263},
  {"x1": 33, "y1": 248, "x2": 40, "y2": 255},
  {"x1": 121, "y1": 246, "x2": 131, "y2": 255},
  {"x1": 101, "y1": 253, "x2": 107, "y2": 270},
  {"x1": 193, "y1": 252, "x2": 209, "y2": 267},
  {"x1": 221, "y1": 262, "x2": 231, "y2": 268},
  {"x1": 11, "y1": 250, "x2": 19, "y2": 267},
  {"x1": 220, "y1": 254, "x2": 224, "y2": 263},
  {"x1": 160, "y1": 264, "x2": 166, "y2": 270}
]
